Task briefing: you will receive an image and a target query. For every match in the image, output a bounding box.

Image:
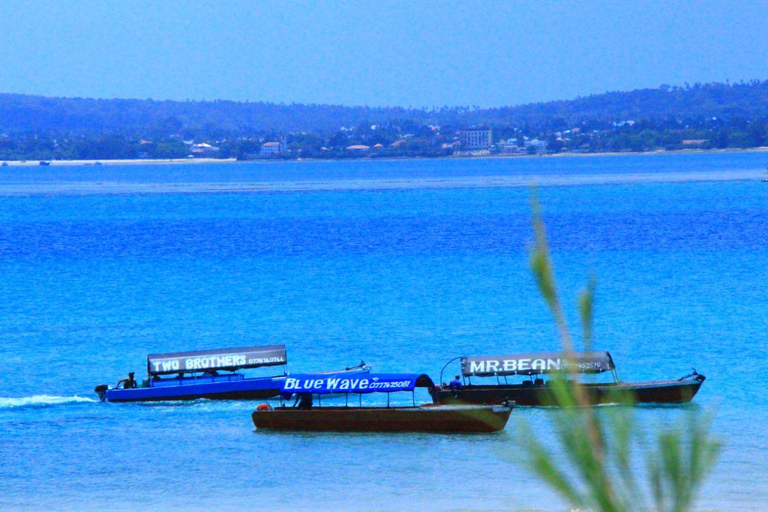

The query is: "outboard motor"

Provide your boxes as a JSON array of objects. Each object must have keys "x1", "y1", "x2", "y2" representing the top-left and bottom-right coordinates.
[
  {"x1": 679, "y1": 368, "x2": 706, "y2": 382},
  {"x1": 346, "y1": 360, "x2": 372, "y2": 372},
  {"x1": 94, "y1": 384, "x2": 109, "y2": 402}
]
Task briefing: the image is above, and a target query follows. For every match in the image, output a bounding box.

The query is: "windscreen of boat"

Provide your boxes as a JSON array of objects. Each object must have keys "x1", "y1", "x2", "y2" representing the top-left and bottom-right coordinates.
[
  {"x1": 280, "y1": 373, "x2": 434, "y2": 395},
  {"x1": 461, "y1": 352, "x2": 615, "y2": 377},
  {"x1": 147, "y1": 345, "x2": 287, "y2": 376}
]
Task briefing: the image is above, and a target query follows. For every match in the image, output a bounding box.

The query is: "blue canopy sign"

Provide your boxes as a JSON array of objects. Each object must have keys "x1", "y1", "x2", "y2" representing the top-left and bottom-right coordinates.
[{"x1": 280, "y1": 373, "x2": 433, "y2": 395}]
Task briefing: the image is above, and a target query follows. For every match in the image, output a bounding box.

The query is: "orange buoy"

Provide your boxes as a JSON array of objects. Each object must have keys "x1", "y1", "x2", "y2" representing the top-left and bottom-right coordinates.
[{"x1": 256, "y1": 403, "x2": 272, "y2": 411}]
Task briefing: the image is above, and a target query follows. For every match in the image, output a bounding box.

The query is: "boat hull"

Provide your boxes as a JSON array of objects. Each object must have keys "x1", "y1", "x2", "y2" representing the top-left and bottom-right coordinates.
[
  {"x1": 436, "y1": 378, "x2": 704, "y2": 407},
  {"x1": 104, "y1": 377, "x2": 284, "y2": 402},
  {"x1": 100, "y1": 367, "x2": 371, "y2": 403},
  {"x1": 251, "y1": 404, "x2": 513, "y2": 432}
]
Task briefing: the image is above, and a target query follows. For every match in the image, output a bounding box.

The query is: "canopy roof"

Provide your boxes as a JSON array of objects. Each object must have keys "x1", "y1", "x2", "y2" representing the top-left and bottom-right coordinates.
[
  {"x1": 462, "y1": 352, "x2": 615, "y2": 377},
  {"x1": 147, "y1": 345, "x2": 287, "y2": 376},
  {"x1": 280, "y1": 373, "x2": 434, "y2": 395}
]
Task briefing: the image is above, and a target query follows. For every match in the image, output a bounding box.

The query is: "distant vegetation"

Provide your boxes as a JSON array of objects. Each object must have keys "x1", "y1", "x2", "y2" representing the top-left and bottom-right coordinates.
[{"x1": 1, "y1": 80, "x2": 768, "y2": 161}]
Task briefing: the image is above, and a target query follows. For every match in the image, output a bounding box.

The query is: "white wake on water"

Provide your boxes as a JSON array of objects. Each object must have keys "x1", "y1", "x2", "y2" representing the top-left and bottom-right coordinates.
[{"x1": 0, "y1": 395, "x2": 97, "y2": 408}]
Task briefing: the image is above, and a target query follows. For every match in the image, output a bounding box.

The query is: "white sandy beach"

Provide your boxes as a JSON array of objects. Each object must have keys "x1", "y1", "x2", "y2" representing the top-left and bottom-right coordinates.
[
  {"x1": 0, "y1": 157, "x2": 237, "y2": 167},
  {"x1": 1, "y1": 146, "x2": 767, "y2": 168}
]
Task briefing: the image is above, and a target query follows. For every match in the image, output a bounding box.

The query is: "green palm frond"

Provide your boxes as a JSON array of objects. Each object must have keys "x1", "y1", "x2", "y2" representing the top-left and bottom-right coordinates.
[{"x1": 517, "y1": 191, "x2": 721, "y2": 511}]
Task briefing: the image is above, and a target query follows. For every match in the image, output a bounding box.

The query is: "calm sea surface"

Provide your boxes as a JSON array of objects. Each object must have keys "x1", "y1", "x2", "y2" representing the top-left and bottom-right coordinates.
[{"x1": 1, "y1": 153, "x2": 767, "y2": 510}]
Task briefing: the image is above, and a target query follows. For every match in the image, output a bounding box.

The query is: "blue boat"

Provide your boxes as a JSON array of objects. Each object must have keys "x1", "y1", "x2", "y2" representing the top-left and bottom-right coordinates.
[{"x1": 94, "y1": 344, "x2": 370, "y2": 402}]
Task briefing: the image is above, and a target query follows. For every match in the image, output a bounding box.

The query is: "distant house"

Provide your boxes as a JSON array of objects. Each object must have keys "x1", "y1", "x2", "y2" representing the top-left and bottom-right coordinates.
[
  {"x1": 346, "y1": 144, "x2": 370, "y2": 151},
  {"x1": 260, "y1": 141, "x2": 283, "y2": 155},
  {"x1": 682, "y1": 139, "x2": 708, "y2": 146},
  {"x1": 390, "y1": 140, "x2": 406, "y2": 148},
  {"x1": 191, "y1": 143, "x2": 220, "y2": 158},
  {"x1": 524, "y1": 138, "x2": 548, "y2": 154},
  {"x1": 460, "y1": 128, "x2": 493, "y2": 150},
  {"x1": 497, "y1": 139, "x2": 526, "y2": 155}
]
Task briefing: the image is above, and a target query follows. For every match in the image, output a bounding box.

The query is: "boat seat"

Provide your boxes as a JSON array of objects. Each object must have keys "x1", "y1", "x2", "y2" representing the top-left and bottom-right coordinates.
[{"x1": 534, "y1": 378, "x2": 544, "y2": 386}]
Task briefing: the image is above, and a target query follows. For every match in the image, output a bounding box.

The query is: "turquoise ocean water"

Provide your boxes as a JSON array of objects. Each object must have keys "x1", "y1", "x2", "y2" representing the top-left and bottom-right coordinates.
[{"x1": 1, "y1": 153, "x2": 767, "y2": 510}]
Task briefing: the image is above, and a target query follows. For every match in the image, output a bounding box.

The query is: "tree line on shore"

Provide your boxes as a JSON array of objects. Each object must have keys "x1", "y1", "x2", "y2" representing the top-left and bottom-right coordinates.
[{"x1": 1, "y1": 80, "x2": 767, "y2": 161}]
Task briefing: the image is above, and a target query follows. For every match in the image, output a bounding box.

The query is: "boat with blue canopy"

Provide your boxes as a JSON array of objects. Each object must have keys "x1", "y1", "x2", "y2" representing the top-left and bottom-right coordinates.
[
  {"x1": 94, "y1": 344, "x2": 370, "y2": 402},
  {"x1": 251, "y1": 372, "x2": 513, "y2": 432},
  {"x1": 435, "y1": 351, "x2": 705, "y2": 406}
]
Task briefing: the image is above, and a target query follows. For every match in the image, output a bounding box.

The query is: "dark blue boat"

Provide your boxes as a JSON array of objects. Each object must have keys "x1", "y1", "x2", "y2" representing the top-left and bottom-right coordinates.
[{"x1": 94, "y1": 344, "x2": 369, "y2": 402}]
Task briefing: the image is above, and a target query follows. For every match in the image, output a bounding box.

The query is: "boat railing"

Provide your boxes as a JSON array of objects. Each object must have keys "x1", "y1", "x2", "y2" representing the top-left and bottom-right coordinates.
[
  {"x1": 150, "y1": 372, "x2": 247, "y2": 387},
  {"x1": 279, "y1": 389, "x2": 420, "y2": 409}
]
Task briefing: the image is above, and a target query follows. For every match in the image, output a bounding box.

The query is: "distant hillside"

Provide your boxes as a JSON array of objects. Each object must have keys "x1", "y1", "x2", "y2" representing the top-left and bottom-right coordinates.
[
  {"x1": 460, "y1": 80, "x2": 768, "y2": 129},
  {"x1": 1, "y1": 80, "x2": 768, "y2": 138},
  {"x1": 0, "y1": 95, "x2": 434, "y2": 137}
]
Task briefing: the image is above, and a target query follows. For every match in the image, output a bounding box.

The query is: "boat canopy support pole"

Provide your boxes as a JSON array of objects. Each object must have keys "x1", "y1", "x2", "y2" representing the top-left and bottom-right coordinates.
[{"x1": 439, "y1": 356, "x2": 463, "y2": 386}]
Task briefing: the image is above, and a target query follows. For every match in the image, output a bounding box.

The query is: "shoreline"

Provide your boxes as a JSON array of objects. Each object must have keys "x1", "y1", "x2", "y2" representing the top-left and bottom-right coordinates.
[
  {"x1": 0, "y1": 157, "x2": 237, "y2": 167},
  {"x1": 1, "y1": 147, "x2": 767, "y2": 167}
]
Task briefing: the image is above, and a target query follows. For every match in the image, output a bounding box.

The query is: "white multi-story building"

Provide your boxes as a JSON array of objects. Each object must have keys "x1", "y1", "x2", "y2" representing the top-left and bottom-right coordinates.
[
  {"x1": 460, "y1": 128, "x2": 493, "y2": 150},
  {"x1": 260, "y1": 142, "x2": 283, "y2": 155}
]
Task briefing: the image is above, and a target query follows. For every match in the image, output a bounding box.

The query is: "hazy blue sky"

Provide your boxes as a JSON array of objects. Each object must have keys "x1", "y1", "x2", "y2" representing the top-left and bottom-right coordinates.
[{"x1": 1, "y1": 1, "x2": 767, "y2": 107}]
